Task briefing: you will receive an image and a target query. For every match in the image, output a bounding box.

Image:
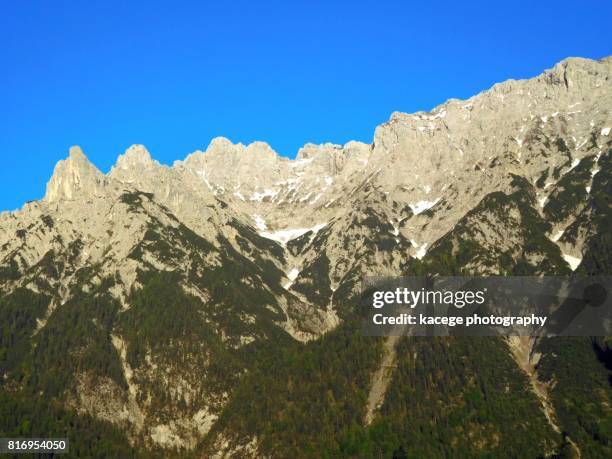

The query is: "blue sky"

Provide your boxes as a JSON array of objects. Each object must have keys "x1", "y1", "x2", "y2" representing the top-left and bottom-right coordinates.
[{"x1": 1, "y1": 0, "x2": 610, "y2": 211}]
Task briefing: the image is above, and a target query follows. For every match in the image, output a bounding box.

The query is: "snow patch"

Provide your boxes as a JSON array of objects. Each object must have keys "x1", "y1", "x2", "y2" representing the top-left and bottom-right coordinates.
[
  {"x1": 538, "y1": 196, "x2": 547, "y2": 208},
  {"x1": 287, "y1": 268, "x2": 300, "y2": 281},
  {"x1": 410, "y1": 240, "x2": 428, "y2": 260},
  {"x1": 283, "y1": 268, "x2": 301, "y2": 290},
  {"x1": 260, "y1": 223, "x2": 327, "y2": 245},
  {"x1": 389, "y1": 220, "x2": 400, "y2": 236},
  {"x1": 433, "y1": 109, "x2": 446, "y2": 119},
  {"x1": 250, "y1": 189, "x2": 279, "y2": 202},
  {"x1": 562, "y1": 254, "x2": 582, "y2": 271},
  {"x1": 196, "y1": 170, "x2": 215, "y2": 193},
  {"x1": 568, "y1": 158, "x2": 581, "y2": 171},
  {"x1": 595, "y1": 150, "x2": 603, "y2": 163},
  {"x1": 252, "y1": 214, "x2": 267, "y2": 231},
  {"x1": 409, "y1": 197, "x2": 441, "y2": 215},
  {"x1": 550, "y1": 229, "x2": 564, "y2": 242}
]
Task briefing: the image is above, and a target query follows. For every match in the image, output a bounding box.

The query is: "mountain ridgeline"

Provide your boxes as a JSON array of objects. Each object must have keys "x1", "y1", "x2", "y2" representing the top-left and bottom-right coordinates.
[{"x1": 1, "y1": 57, "x2": 611, "y2": 458}]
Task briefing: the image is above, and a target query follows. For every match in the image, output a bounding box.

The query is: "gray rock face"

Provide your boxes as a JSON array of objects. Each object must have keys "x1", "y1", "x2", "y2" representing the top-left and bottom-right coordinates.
[{"x1": 44, "y1": 146, "x2": 110, "y2": 202}]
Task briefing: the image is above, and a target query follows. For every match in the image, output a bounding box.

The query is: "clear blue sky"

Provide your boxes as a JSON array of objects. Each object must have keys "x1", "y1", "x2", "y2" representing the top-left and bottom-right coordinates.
[{"x1": 1, "y1": 0, "x2": 610, "y2": 211}]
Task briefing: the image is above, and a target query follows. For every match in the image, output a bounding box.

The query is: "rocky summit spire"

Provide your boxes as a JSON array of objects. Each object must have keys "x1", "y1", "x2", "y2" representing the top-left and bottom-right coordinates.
[
  {"x1": 113, "y1": 144, "x2": 156, "y2": 172},
  {"x1": 44, "y1": 146, "x2": 107, "y2": 202},
  {"x1": 108, "y1": 145, "x2": 167, "y2": 191}
]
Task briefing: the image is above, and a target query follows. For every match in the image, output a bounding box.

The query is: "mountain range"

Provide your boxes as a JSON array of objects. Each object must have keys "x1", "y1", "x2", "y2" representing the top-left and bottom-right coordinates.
[{"x1": 1, "y1": 56, "x2": 611, "y2": 458}]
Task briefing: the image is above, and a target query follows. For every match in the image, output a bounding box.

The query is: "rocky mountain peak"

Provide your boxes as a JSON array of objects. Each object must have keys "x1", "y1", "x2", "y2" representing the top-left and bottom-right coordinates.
[
  {"x1": 202, "y1": 137, "x2": 279, "y2": 161},
  {"x1": 245, "y1": 141, "x2": 279, "y2": 159},
  {"x1": 68, "y1": 145, "x2": 88, "y2": 161},
  {"x1": 44, "y1": 146, "x2": 107, "y2": 202},
  {"x1": 207, "y1": 136, "x2": 235, "y2": 150},
  {"x1": 113, "y1": 144, "x2": 156, "y2": 171}
]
